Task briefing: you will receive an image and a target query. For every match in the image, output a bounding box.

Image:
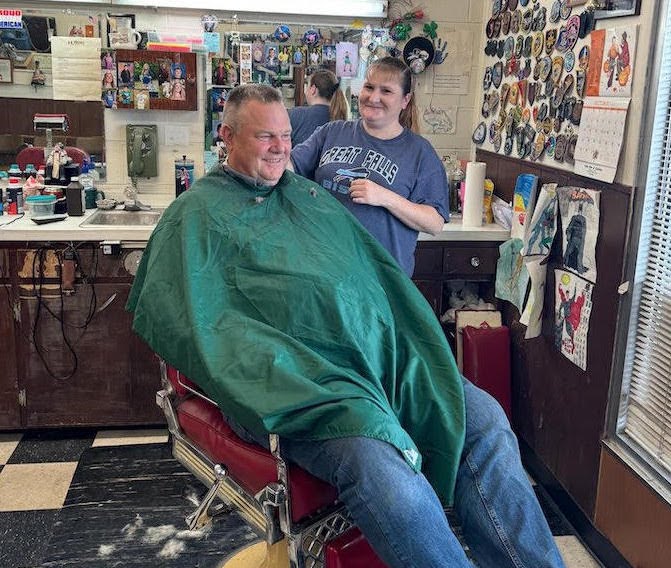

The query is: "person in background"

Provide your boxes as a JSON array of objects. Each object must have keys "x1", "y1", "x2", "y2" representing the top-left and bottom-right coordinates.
[
  {"x1": 128, "y1": 83, "x2": 566, "y2": 568},
  {"x1": 291, "y1": 57, "x2": 446, "y2": 276},
  {"x1": 288, "y1": 69, "x2": 347, "y2": 146}
]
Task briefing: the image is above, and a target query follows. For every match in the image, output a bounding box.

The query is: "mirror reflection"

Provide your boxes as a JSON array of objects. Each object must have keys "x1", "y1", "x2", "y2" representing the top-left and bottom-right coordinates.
[{"x1": 204, "y1": 20, "x2": 367, "y2": 163}]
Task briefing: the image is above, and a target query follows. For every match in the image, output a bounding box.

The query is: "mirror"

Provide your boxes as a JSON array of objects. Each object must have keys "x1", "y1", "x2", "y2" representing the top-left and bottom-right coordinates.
[
  {"x1": 0, "y1": 98, "x2": 104, "y2": 174},
  {"x1": 0, "y1": 9, "x2": 106, "y2": 175},
  {"x1": 204, "y1": 19, "x2": 363, "y2": 164}
]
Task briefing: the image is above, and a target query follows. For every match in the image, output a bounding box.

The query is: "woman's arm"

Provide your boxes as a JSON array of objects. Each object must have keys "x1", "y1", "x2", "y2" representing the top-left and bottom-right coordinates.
[{"x1": 348, "y1": 179, "x2": 445, "y2": 234}]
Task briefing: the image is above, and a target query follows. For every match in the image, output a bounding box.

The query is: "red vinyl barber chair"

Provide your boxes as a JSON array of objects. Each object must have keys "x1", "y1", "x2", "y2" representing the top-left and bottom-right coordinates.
[
  {"x1": 156, "y1": 360, "x2": 387, "y2": 568},
  {"x1": 16, "y1": 146, "x2": 90, "y2": 171}
]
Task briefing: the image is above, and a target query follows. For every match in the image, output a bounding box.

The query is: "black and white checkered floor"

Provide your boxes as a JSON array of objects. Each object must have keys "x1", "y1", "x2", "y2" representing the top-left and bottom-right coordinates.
[{"x1": 0, "y1": 429, "x2": 603, "y2": 568}]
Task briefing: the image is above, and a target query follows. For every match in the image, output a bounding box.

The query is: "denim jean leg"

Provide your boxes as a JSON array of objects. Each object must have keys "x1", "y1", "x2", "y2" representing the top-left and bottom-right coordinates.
[
  {"x1": 283, "y1": 436, "x2": 473, "y2": 568},
  {"x1": 454, "y1": 380, "x2": 566, "y2": 568}
]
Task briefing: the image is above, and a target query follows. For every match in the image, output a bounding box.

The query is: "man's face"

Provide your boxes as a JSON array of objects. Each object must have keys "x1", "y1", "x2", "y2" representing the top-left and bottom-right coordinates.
[{"x1": 224, "y1": 100, "x2": 292, "y2": 186}]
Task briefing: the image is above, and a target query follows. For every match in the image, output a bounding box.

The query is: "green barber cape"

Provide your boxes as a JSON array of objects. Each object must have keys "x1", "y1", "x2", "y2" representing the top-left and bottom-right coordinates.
[{"x1": 127, "y1": 168, "x2": 465, "y2": 505}]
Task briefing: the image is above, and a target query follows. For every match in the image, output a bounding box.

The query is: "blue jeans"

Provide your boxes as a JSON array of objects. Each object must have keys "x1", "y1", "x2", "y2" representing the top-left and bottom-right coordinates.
[{"x1": 279, "y1": 380, "x2": 566, "y2": 568}]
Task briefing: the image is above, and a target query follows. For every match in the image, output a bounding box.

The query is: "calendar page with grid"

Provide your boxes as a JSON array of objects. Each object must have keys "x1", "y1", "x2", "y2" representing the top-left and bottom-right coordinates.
[{"x1": 574, "y1": 97, "x2": 631, "y2": 183}]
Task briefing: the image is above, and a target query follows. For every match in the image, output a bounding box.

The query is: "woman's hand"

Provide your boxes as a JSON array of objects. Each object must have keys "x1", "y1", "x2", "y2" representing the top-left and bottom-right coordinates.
[{"x1": 348, "y1": 179, "x2": 391, "y2": 206}]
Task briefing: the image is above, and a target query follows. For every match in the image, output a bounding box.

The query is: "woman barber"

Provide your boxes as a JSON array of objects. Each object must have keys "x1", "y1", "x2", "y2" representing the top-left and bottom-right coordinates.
[{"x1": 291, "y1": 57, "x2": 447, "y2": 276}]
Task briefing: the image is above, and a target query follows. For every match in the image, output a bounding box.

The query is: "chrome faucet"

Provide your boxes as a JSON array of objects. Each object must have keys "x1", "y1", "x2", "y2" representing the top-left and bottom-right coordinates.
[{"x1": 123, "y1": 178, "x2": 151, "y2": 211}]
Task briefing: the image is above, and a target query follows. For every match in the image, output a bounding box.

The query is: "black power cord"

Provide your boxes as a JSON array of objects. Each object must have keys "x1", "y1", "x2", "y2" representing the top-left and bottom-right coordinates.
[{"x1": 30, "y1": 242, "x2": 99, "y2": 381}]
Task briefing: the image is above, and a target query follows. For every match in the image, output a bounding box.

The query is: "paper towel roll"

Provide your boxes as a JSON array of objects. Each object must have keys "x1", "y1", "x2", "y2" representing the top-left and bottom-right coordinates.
[{"x1": 462, "y1": 161, "x2": 486, "y2": 227}]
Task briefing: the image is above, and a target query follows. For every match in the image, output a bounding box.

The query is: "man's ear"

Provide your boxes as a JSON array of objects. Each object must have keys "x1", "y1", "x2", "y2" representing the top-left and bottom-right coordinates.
[{"x1": 222, "y1": 124, "x2": 234, "y2": 147}]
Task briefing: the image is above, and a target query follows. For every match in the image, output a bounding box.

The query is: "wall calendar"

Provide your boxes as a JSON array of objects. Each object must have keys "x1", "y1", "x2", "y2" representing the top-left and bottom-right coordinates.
[{"x1": 573, "y1": 96, "x2": 630, "y2": 183}]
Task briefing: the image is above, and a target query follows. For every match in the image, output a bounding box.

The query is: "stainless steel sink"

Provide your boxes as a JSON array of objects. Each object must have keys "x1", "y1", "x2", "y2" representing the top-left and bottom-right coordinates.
[{"x1": 80, "y1": 208, "x2": 164, "y2": 227}]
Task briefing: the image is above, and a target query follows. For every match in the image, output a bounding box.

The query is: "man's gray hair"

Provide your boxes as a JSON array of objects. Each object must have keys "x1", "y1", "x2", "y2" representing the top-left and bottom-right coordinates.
[{"x1": 223, "y1": 84, "x2": 283, "y2": 131}]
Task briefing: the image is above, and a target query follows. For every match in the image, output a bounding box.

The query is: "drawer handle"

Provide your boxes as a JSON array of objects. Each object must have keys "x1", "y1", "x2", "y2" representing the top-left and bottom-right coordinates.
[{"x1": 470, "y1": 256, "x2": 481, "y2": 268}]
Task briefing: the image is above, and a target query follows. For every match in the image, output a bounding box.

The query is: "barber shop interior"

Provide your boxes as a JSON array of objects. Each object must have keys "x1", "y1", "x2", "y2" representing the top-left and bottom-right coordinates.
[{"x1": 1, "y1": 0, "x2": 669, "y2": 566}]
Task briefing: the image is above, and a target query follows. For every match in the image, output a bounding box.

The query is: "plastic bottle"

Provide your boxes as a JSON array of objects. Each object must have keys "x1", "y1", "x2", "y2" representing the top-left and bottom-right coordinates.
[
  {"x1": 66, "y1": 177, "x2": 85, "y2": 216},
  {"x1": 6, "y1": 176, "x2": 22, "y2": 215},
  {"x1": 79, "y1": 163, "x2": 94, "y2": 191},
  {"x1": 88, "y1": 155, "x2": 101, "y2": 183}
]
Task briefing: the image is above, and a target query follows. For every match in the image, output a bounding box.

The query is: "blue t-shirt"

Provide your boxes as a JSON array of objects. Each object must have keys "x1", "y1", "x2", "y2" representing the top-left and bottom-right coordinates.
[
  {"x1": 289, "y1": 104, "x2": 330, "y2": 146},
  {"x1": 291, "y1": 120, "x2": 449, "y2": 276}
]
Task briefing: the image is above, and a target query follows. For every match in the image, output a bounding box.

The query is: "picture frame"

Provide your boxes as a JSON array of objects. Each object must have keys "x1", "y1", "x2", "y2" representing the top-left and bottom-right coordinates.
[
  {"x1": 114, "y1": 50, "x2": 197, "y2": 111},
  {"x1": 0, "y1": 58, "x2": 13, "y2": 84},
  {"x1": 593, "y1": 0, "x2": 642, "y2": 19}
]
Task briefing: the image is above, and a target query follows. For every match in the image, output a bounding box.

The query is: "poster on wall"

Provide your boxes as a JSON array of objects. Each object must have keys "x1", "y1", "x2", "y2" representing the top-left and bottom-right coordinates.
[
  {"x1": 554, "y1": 269, "x2": 594, "y2": 371},
  {"x1": 422, "y1": 103, "x2": 456, "y2": 134},
  {"x1": 598, "y1": 25, "x2": 637, "y2": 97},
  {"x1": 50, "y1": 36, "x2": 101, "y2": 101},
  {"x1": 336, "y1": 42, "x2": 358, "y2": 78},
  {"x1": 586, "y1": 29, "x2": 605, "y2": 97},
  {"x1": 432, "y1": 30, "x2": 472, "y2": 95},
  {"x1": 510, "y1": 174, "x2": 539, "y2": 241},
  {"x1": 558, "y1": 186, "x2": 601, "y2": 283}
]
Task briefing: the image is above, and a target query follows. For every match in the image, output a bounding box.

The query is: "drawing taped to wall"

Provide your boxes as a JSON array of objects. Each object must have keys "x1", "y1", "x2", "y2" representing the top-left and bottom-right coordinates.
[
  {"x1": 422, "y1": 103, "x2": 456, "y2": 134},
  {"x1": 558, "y1": 186, "x2": 600, "y2": 283},
  {"x1": 555, "y1": 269, "x2": 594, "y2": 370},
  {"x1": 522, "y1": 183, "x2": 558, "y2": 257}
]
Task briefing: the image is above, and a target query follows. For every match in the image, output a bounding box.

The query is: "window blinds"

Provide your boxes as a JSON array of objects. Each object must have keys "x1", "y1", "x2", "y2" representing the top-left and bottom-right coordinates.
[{"x1": 619, "y1": 2, "x2": 671, "y2": 478}]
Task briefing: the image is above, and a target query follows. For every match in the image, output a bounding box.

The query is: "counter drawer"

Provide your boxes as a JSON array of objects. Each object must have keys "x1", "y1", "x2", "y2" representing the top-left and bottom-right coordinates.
[
  {"x1": 443, "y1": 245, "x2": 498, "y2": 277},
  {"x1": 414, "y1": 243, "x2": 443, "y2": 275}
]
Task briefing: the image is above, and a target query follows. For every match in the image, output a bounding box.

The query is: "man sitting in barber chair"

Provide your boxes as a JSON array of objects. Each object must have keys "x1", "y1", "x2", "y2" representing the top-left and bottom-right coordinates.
[{"x1": 127, "y1": 84, "x2": 564, "y2": 568}]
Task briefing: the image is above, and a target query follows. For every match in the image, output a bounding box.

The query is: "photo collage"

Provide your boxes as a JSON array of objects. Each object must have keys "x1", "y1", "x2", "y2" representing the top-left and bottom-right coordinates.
[{"x1": 101, "y1": 51, "x2": 192, "y2": 110}]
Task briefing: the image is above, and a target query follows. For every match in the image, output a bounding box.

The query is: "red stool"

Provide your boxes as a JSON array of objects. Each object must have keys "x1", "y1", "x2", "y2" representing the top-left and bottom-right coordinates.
[{"x1": 157, "y1": 361, "x2": 387, "y2": 568}]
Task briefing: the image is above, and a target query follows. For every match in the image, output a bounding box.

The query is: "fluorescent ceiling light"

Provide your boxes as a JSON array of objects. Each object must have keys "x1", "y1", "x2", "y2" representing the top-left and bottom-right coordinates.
[{"x1": 110, "y1": 0, "x2": 387, "y2": 18}]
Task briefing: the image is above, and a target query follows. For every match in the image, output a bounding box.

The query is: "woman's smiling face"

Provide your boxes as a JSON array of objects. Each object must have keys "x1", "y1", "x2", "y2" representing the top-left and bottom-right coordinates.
[{"x1": 358, "y1": 69, "x2": 411, "y2": 130}]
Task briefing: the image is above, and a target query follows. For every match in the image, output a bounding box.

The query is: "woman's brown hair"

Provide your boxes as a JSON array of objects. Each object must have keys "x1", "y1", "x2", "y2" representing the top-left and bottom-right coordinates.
[
  {"x1": 366, "y1": 57, "x2": 419, "y2": 133},
  {"x1": 310, "y1": 69, "x2": 348, "y2": 121}
]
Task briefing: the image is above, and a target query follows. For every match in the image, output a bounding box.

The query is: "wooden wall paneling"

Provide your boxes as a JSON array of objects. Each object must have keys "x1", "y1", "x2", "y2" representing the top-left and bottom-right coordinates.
[
  {"x1": 18, "y1": 282, "x2": 136, "y2": 427},
  {"x1": 595, "y1": 447, "x2": 671, "y2": 568},
  {"x1": 476, "y1": 150, "x2": 633, "y2": 516},
  {"x1": 0, "y1": 249, "x2": 21, "y2": 428},
  {"x1": 2, "y1": 98, "x2": 104, "y2": 141}
]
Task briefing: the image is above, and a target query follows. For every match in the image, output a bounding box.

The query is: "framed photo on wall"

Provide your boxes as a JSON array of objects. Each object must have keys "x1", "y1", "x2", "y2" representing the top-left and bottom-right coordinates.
[
  {"x1": 114, "y1": 50, "x2": 197, "y2": 110},
  {"x1": 0, "y1": 58, "x2": 13, "y2": 84},
  {"x1": 594, "y1": 0, "x2": 642, "y2": 19}
]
